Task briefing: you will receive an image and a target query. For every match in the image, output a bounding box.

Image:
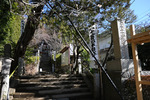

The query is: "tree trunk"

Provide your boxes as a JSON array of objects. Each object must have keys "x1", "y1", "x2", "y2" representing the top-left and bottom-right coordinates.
[{"x1": 10, "y1": 5, "x2": 44, "y2": 74}]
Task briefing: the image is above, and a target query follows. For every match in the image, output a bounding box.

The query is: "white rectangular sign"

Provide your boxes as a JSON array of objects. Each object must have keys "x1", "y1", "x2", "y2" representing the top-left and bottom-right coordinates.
[{"x1": 89, "y1": 25, "x2": 99, "y2": 61}]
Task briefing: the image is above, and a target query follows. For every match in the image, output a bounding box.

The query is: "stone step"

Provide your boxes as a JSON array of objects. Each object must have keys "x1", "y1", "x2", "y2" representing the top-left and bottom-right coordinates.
[
  {"x1": 18, "y1": 80, "x2": 84, "y2": 86},
  {"x1": 10, "y1": 92, "x2": 35, "y2": 98},
  {"x1": 9, "y1": 88, "x2": 16, "y2": 94},
  {"x1": 39, "y1": 87, "x2": 89, "y2": 95},
  {"x1": 51, "y1": 92, "x2": 92, "y2": 99},
  {"x1": 11, "y1": 74, "x2": 93, "y2": 100},
  {"x1": 16, "y1": 84, "x2": 87, "y2": 92},
  {"x1": 19, "y1": 74, "x2": 82, "y2": 79},
  {"x1": 12, "y1": 97, "x2": 45, "y2": 100},
  {"x1": 19, "y1": 77, "x2": 83, "y2": 83}
]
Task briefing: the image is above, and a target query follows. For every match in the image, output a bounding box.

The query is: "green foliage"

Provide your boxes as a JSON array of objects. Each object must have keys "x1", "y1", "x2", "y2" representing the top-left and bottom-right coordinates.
[
  {"x1": 0, "y1": 1, "x2": 21, "y2": 56},
  {"x1": 81, "y1": 48, "x2": 90, "y2": 62},
  {"x1": 0, "y1": 1, "x2": 11, "y2": 42},
  {"x1": 81, "y1": 48, "x2": 90, "y2": 68},
  {"x1": 56, "y1": 53, "x2": 61, "y2": 67},
  {"x1": 52, "y1": 53, "x2": 62, "y2": 73},
  {"x1": 25, "y1": 56, "x2": 39, "y2": 65},
  {"x1": 0, "y1": 14, "x2": 21, "y2": 56},
  {"x1": 24, "y1": 47, "x2": 39, "y2": 64},
  {"x1": 25, "y1": 47, "x2": 34, "y2": 57}
]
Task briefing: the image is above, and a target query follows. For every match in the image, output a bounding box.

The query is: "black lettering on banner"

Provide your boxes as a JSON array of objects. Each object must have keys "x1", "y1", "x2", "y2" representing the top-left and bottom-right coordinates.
[{"x1": 90, "y1": 29, "x2": 97, "y2": 55}]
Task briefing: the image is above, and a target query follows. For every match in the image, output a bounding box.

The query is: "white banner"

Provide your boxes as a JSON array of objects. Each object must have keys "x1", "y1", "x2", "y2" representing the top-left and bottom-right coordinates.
[
  {"x1": 89, "y1": 25, "x2": 99, "y2": 61},
  {"x1": 21, "y1": 20, "x2": 25, "y2": 35}
]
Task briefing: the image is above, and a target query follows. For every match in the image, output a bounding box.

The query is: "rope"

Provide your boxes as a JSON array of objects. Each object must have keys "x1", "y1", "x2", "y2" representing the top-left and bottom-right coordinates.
[{"x1": 9, "y1": 66, "x2": 18, "y2": 79}]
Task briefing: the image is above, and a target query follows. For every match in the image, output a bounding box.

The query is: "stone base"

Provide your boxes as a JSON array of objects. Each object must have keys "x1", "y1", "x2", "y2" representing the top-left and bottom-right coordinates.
[
  {"x1": 103, "y1": 59, "x2": 136, "y2": 100},
  {"x1": 102, "y1": 71, "x2": 122, "y2": 100},
  {"x1": 106, "y1": 59, "x2": 135, "y2": 80}
]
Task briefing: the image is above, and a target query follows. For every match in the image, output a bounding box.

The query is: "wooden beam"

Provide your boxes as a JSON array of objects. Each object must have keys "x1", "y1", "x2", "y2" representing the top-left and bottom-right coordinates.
[
  {"x1": 130, "y1": 25, "x2": 143, "y2": 100},
  {"x1": 128, "y1": 36, "x2": 150, "y2": 44},
  {"x1": 131, "y1": 30, "x2": 150, "y2": 39},
  {"x1": 139, "y1": 81, "x2": 150, "y2": 85},
  {"x1": 128, "y1": 30, "x2": 150, "y2": 44}
]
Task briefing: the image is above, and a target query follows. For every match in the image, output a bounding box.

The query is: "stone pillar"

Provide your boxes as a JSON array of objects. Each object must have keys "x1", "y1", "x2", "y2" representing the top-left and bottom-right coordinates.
[
  {"x1": 103, "y1": 18, "x2": 134, "y2": 100},
  {"x1": 1, "y1": 44, "x2": 12, "y2": 100},
  {"x1": 78, "y1": 54, "x2": 82, "y2": 74},
  {"x1": 93, "y1": 70, "x2": 100, "y2": 99},
  {"x1": 52, "y1": 51, "x2": 56, "y2": 73},
  {"x1": 112, "y1": 19, "x2": 129, "y2": 59},
  {"x1": 18, "y1": 57, "x2": 24, "y2": 76},
  {"x1": 21, "y1": 19, "x2": 25, "y2": 35},
  {"x1": 36, "y1": 49, "x2": 40, "y2": 73},
  {"x1": 4, "y1": 44, "x2": 11, "y2": 58},
  {"x1": 109, "y1": 18, "x2": 134, "y2": 78}
]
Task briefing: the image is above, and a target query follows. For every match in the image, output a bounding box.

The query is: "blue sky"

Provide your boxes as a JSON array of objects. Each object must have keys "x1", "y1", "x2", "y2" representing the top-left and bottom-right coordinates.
[{"x1": 130, "y1": 0, "x2": 150, "y2": 24}]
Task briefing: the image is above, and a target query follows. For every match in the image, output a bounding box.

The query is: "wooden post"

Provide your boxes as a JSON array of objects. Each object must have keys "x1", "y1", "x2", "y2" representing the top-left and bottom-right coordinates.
[{"x1": 130, "y1": 25, "x2": 143, "y2": 100}]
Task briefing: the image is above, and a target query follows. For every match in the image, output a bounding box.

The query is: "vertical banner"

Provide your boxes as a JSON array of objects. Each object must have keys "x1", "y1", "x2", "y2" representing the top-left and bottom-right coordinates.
[
  {"x1": 21, "y1": 20, "x2": 25, "y2": 35},
  {"x1": 89, "y1": 24, "x2": 99, "y2": 68}
]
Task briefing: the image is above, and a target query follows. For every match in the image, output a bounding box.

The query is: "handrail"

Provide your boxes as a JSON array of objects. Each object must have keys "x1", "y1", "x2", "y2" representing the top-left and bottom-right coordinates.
[
  {"x1": 9, "y1": 66, "x2": 18, "y2": 79},
  {"x1": 67, "y1": 16, "x2": 124, "y2": 100}
]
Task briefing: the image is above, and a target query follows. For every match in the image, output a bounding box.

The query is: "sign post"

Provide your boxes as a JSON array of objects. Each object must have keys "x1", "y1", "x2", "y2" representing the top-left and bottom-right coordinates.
[
  {"x1": 89, "y1": 24, "x2": 99, "y2": 68},
  {"x1": 89, "y1": 24, "x2": 100, "y2": 99}
]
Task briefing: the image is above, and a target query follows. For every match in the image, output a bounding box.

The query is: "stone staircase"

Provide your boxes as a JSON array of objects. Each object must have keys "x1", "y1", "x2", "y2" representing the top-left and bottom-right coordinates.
[{"x1": 10, "y1": 73, "x2": 94, "y2": 100}]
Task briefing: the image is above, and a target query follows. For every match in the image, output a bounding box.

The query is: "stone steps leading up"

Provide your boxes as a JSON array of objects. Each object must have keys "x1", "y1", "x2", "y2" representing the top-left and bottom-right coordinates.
[
  {"x1": 19, "y1": 74, "x2": 82, "y2": 79},
  {"x1": 12, "y1": 97, "x2": 45, "y2": 100},
  {"x1": 17, "y1": 82, "x2": 86, "y2": 88},
  {"x1": 10, "y1": 73, "x2": 93, "y2": 100},
  {"x1": 19, "y1": 77, "x2": 83, "y2": 82},
  {"x1": 16, "y1": 84, "x2": 87, "y2": 92},
  {"x1": 19, "y1": 80, "x2": 84, "y2": 84}
]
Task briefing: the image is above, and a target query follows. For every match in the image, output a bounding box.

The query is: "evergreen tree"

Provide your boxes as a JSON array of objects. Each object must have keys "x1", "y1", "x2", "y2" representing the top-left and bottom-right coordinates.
[{"x1": 0, "y1": 1, "x2": 21, "y2": 56}]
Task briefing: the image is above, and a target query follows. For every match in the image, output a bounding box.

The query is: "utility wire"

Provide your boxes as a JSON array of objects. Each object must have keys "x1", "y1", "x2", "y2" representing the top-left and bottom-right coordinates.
[
  {"x1": 135, "y1": 18, "x2": 150, "y2": 25},
  {"x1": 136, "y1": 8, "x2": 150, "y2": 18},
  {"x1": 134, "y1": 12, "x2": 150, "y2": 24}
]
